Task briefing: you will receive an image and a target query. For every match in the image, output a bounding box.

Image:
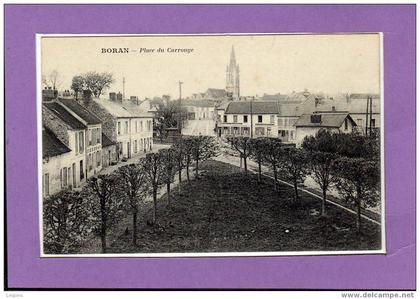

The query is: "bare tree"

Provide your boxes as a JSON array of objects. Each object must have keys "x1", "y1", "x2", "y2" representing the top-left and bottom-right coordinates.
[
  {"x1": 227, "y1": 136, "x2": 252, "y2": 175},
  {"x1": 84, "y1": 174, "x2": 123, "y2": 253},
  {"x1": 43, "y1": 190, "x2": 91, "y2": 254},
  {"x1": 278, "y1": 147, "x2": 309, "y2": 202},
  {"x1": 43, "y1": 70, "x2": 62, "y2": 90},
  {"x1": 249, "y1": 138, "x2": 270, "y2": 183},
  {"x1": 142, "y1": 153, "x2": 165, "y2": 224},
  {"x1": 160, "y1": 148, "x2": 176, "y2": 205},
  {"x1": 172, "y1": 138, "x2": 186, "y2": 194},
  {"x1": 262, "y1": 138, "x2": 284, "y2": 192},
  {"x1": 191, "y1": 136, "x2": 219, "y2": 178},
  {"x1": 118, "y1": 164, "x2": 148, "y2": 245}
]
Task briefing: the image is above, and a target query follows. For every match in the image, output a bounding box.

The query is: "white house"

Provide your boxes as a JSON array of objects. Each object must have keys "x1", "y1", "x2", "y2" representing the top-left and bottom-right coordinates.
[{"x1": 294, "y1": 112, "x2": 357, "y2": 146}]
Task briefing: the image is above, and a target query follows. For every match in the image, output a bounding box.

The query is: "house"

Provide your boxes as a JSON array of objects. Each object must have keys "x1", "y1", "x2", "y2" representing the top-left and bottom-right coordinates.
[
  {"x1": 276, "y1": 104, "x2": 304, "y2": 143},
  {"x1": 294, "y1": 112, "x2": 357, "y2": 145},
  {"x1": 42, "y1": 127, "x2": 72, "y2": 197},
  {"x1": 81, "y1": 95, "x2": 154, "y2": 160},
  {"x1": 42, "y1": 102, "x2": 88, "y2": 192},
  {"x1": 216, "y1": 101, "x2": 280, "y2": 138},
  {"x1": 57, "y1": 98, "x2": 104, "y2": 177},
  {"x1": 182, "y1": 99, "x2": 215, "y2": 120},
  {"x1": 101, "y1": 133, "x2": 117, "y2": 168}
]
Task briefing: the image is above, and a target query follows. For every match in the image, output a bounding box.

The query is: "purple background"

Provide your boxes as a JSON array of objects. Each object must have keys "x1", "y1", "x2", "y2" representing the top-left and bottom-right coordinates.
[{"x1": 5, "y1": 5, "x2": 416, "y2": 289}]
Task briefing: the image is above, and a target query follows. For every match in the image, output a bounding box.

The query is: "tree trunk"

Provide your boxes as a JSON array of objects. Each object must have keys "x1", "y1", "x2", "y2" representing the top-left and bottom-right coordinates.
[
  {"x1": 294, "y1": 180, "x2": 299, "y2": 201},
  {"x1": 178, "y1": 169, "x2": 182, "y2": 194},
  {"x1": 322, "y1": 187, "x2": 327, "y2": 216},
  {"x1": 132, "y1": 210, "x2": 138, "y2": 246},
  {"x1": 273, "y1": 164, "x2": 278, "y2": 192},
  {"x1": 258, "y1": 159, "x2": 262, "y2": 183},
  {"x1": 152, "y1": 188, "x2": 157, "y2": 224},
  {"x1": 356, "y1": 201, "x2": 361, "y2": 233},
  {"x1": 195, "y1": 159, "x2": 199, "y2": 178},
  {"x1": 186, "y1": 164, "x2": 190, "y2": 183},
  {"x1": 244, "y1": 157, "x2": 248, "y2": 175},
  {"x1": 100, "y1": 220, "x2": 107, "y2": 253},
  {"x1": 167, "y1": 182, "x2": 171, "y2": 205},
  {"x1": 240, "y1": 156, "x2": 243, "y2": 169}
]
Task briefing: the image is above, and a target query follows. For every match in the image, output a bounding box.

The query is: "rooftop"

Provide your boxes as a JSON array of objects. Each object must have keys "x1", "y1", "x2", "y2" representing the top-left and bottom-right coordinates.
[
  {"x1": 295, "y1": 113, "x2": 356, "y2": 128},
  {"x1": 42, "y1": 127, "x2": 71, "y2": 158},
  {"x1": 94, "y1": 98, "x2": 153, "y2": 118},
  {"x1": 102, "y1": 133, "x2": 116, "y2": 147},
  {"x1": 43, "y1": 102, "x2": 87, "y2": 130},
  {"x1": 58, "y1": 98, "x2": 102, "y2": 125},
  {"x1": 225, "y1": 101, "x2": 280, "y2": 114}
]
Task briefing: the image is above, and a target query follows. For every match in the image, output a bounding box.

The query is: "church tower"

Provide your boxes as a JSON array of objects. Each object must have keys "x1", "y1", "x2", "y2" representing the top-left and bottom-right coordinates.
[{"x1": 226, "y1": 46, "x2": 240, "y2": 100}]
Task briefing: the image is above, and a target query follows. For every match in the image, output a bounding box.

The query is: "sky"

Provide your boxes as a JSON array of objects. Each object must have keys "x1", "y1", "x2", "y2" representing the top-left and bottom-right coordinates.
[{"x1": 41, "y1": 34, "x2": 381, "y2": 99}]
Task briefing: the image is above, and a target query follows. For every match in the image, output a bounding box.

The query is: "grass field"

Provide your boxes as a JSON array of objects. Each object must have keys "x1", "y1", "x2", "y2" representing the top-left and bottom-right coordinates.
[{"x1": 105, "y1": 160, "x2": 381, "y2": 254}]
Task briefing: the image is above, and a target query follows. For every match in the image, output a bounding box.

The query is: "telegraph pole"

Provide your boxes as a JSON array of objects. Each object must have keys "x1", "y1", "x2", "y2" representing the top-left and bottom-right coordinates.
[
  {"x1": 178, "y1": 81, "x2": 183, "y2": 135},
  {"x1": 122, "y1": 76, "x2": 126, "y2": 101},
  {"x1": 250, "y1": 97, "x2": 254, "y2": 138}
]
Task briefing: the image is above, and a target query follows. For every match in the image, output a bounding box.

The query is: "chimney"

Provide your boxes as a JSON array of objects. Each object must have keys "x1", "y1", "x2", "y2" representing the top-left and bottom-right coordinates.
[
  {"x1": 42, "y1": 87, "x2": 58, "y2": 101},
  {"x1": 117, "y1": 92, "x2": 123, "y2": 102},
  {"x1": 130, "y1": 96, "x2": 139, "y2": 105},
  {"x1": 109, "y1": 92, "x2": 117, "y2": 101},
  {"x1": 332, "y1": 106, "x2": 336, "y2": 112},
  {"x1": 310, "y1": 114, "x2": 322, "y2": 123}
]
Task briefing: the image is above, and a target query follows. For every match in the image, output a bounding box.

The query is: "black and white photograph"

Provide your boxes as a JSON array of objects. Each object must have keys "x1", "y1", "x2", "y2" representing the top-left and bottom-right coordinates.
[{"x1": 39, "y1": 34, "x2": 383, "y2": 256}]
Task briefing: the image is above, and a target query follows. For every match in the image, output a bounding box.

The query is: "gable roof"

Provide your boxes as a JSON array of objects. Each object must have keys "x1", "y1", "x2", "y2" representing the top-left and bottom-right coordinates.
[
  {"x1": 43, "y1": 102, "x2": 87, "y2": 130},
  {"x1": 58, "y1": 98, "x2": 102, "y2": 125},
  {"x1": 101, "y1": 133, "x2": 116, "y2": 147},
  {"x1": 295, "y1": 113, "x2": 357, "y2": 128},
  {"x1": 225, "y1": 101, "x2": 280, "y2": 114},
  {"x1": 206, "y1": 88, "x2": 226, "y2": 98},
  {"x1": 182, "y1": 99, "x2": 215, "y2": 108},
  {"x1": 43, "y1": 127, "x2": 71, "y2": 158},
  {"x1": 93, "y1": 98, "x2": 152, "y2": 118}
]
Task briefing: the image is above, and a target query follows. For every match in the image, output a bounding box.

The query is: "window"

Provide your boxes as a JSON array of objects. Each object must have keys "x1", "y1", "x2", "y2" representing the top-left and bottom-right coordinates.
[
  {"x1": 371, "y1": 119, "x2": 376, "y2": 128},
  {"x1": 267, "y1": 127, "x2": 272, "y2": 136},
  {"x1": 43, "y1": 173, "x2": 49, "y2": 197},
  {"x1": 61, "y1": 168, "x2": 68, "y2": 188},
  {"x1": 96, "y1": 151, "x2": 101, "y2": 167},
  {"x1": 344, "y1": 118, "x2": 348, "y2": 130},
  {"x1": 125, "y1": 121, "x2": 129, "y2": 134},
  {"x1": 233, "y1": 115, "x2": 238, "y2": 123},
  {"x1": 258, "y1": 115, "x2": 263, "y2": 123},
  {"x1": 291, "y1": 131, "x2": 295, "y2": 140},
  {"x1": 270, "y1": 115, "x2": 275, "y2": 124},
  {"x1": 135, "y1": 121, "x2": 138, "y2": 133},
  {"x1": 80, "y1": 160, "x2": 84, "y2": 180},
  {"x1": 88, "y1": 129, "x2": 92, "y2": 146},
  {"x1": 255, "y1": 127, "x2": 265, "y2": 136},
  {"x1": 75, "y1": 133, "x2": 78, "y2": 154},
  {"x1": 223, "y1": 115, "x2": 227, "y2": 123},
  {"x1": 140, "y1": 121, "x2": 143, "y2": 132},
  {"x1": 88, "y1": 154, "x2": 93, "y2": 171},
  {"x1": 134, "y1": 140, "x2": 138, "y2": 153},
  {"x1": 243, "y1": 115, "x2": 248, "y2": 123},
  {"x1": 281, "y1": 130, "x2": 286, "y2": 137},
  {"x1": 79, "y1": 132, "x2": 84, "y2": 153},
  {"x1": 117, "y1": 122, "x2": 121, "y2": 135},
  {"x1": 96, "y1": 128, "x2": 101, "y2": 144},
  {"x1": 357, "y1": 118, "x2": 363, "y2": 127}
]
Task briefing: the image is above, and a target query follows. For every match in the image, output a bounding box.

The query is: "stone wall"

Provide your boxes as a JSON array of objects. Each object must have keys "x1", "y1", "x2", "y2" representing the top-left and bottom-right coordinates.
[{"x1": 42, "y1": 106, "x2": 70, "y2": 146}]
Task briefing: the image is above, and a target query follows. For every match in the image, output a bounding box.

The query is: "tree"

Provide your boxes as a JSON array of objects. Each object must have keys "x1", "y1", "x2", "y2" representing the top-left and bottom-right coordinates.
[
  {"x1": 227, "y1": 136, "x2": 252, "y2": 175},
  {"x1": 43, "y1": 190, "x2": 92, "y2": 254},
  {"x1": 278, "y1": 147, "x2": 309, "y2": 201},
  {"x1": 70, "y1": 75, "x2": 85, "y2": 100},
  {"x1": 249, "y1": 138, "x2": 267, "y2": 182},
  {"x1": 118, "y1": 164, "x2": 148, "y2": 245},
  {"x1": 84, "y1": 174, "x2": 123, "y2": 253},
  {"x1": 83, "y1": 71, "x2": 114, "y2": 97},
  {"x1": 155, "y1": 101, "x2": 188, "y2": 134},
  {"x1": 262, "y1": 138, "x2": 285, "y2": 192},
  {"x1": 172, "y1": 138, "x2": 186, "y2": 194},
  {"x1": 42, "y1": 70, "x2": 62, "y2": 90},
  {"x1": 160, "y1": 148, "x2": 176, "y2": 205},
  {"x1": 142, "y1": 153, "x2": 165, "y2": 224},
  {"x1": 302, "y1": 129, "x2": 339, "y2": 215},
  {"x1": 191, "y1": 136, "x2": 219, "y2": 178},
  {"x1": 332, "y1": 157, "x2": 380, "y2": 232},
  {"x1": 181, "y1": 136, "x2": 195, "y2": 183}
]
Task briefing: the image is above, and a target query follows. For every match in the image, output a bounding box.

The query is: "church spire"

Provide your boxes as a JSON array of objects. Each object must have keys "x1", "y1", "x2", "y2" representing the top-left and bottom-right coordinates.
[{"x1": 230, "y1": 46, "x2": 236, "y2": 66}]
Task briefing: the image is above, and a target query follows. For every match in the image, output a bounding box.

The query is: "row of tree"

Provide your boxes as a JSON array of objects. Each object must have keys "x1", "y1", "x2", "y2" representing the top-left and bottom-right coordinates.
[
  {"x1": 43, "y1": 135, "x2": 219, "y2": 254},
  {"x1": 226, "y1": 130, "x2": 380, "y2": 232}
]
